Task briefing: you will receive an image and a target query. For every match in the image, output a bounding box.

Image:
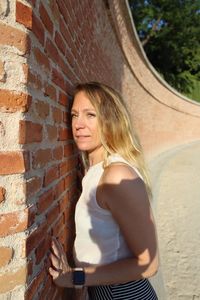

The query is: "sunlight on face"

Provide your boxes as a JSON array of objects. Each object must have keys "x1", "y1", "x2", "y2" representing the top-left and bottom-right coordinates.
[{"x1": 71, "y1": 91, "x2": 103, "y2": 157}]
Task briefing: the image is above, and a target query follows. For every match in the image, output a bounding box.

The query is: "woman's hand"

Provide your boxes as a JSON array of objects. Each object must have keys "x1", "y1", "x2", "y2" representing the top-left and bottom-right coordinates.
[{"x1": 49, "y1": 237, "x2": 73, "y2": 288}]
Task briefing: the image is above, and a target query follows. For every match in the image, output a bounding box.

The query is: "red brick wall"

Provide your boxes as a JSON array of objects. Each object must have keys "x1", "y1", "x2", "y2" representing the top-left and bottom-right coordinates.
[{"x1": 0, "y1": 1, "x2": 125, "y2": 299}]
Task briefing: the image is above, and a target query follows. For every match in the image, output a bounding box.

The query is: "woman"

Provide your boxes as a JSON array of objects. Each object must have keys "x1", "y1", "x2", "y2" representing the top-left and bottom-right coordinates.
[{"x1": 49, "y1": 82, "x2": 159, "y2": 299}]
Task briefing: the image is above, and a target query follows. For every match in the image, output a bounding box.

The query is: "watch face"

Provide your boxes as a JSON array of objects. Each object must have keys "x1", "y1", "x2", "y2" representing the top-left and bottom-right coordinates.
[{"x1": 73, "y1": 269, "x2": 85, "y2": 285}]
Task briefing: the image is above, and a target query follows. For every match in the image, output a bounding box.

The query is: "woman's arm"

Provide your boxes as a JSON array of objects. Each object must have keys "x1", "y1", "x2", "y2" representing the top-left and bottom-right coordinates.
[{"x1": 49, "y1": 164, "x2": 159, "y2": 287}]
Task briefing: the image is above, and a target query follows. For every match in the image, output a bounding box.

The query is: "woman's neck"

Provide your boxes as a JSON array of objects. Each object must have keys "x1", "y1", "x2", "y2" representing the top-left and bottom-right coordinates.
[{"x1": 88, "y1": 145, "x2": 105, "y2": 167}]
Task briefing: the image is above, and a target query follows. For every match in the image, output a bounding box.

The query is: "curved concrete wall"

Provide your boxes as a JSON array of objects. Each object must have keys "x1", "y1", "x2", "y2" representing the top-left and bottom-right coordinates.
[{"x1": 109, "y1": 0, "x2": 200, "y2": 160}]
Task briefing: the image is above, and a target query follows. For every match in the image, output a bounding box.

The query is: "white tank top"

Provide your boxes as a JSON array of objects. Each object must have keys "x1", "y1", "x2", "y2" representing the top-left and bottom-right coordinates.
[{"x1": 73, "y1": 154, "x2": 143, "y2": 267}]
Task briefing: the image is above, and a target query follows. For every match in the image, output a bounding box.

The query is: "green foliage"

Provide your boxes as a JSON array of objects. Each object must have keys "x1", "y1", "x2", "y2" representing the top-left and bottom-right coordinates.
[{"x1": 129, "y1": 0, "x2": 200, "y2": 101}]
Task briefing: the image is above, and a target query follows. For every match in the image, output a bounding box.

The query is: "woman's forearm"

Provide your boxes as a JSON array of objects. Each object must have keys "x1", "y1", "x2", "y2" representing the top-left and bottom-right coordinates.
[{"x1": 84, "y1": 255, "x2": 159, "y2": 286}]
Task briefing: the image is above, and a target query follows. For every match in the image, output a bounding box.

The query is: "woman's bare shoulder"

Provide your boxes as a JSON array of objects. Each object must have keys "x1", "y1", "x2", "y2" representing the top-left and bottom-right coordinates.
[{"x1": 102, "y1": 163, "x2": 140, "y2": 185}]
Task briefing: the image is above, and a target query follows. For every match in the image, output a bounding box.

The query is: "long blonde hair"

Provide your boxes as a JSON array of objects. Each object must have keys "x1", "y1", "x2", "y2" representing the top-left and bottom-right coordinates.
[{"x1": 73, "y1": 82, "x2": 151, "y2": 196}]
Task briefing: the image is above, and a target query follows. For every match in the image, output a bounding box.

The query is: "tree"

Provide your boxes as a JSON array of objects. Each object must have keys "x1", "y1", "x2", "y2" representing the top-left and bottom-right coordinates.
[{"x1": 129, "y1": 0, "x2": 200, "y2": 100}]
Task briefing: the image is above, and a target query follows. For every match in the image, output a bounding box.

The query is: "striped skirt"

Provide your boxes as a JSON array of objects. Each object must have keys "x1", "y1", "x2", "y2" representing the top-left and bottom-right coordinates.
[{"x1": 88, "y1": 279, "x2": 158, "y2": 300}]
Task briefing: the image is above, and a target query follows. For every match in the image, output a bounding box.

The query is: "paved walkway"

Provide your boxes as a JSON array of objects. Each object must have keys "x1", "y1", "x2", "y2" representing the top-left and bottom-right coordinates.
[{"x1": 149, "y1": 140, "x2": 200, "y2": 299}]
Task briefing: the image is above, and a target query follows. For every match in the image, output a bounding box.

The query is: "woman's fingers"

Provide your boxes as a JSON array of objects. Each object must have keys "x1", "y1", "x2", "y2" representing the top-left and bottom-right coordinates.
[
  {"x1": 51, "y1": 239, "x2": 61, "y2": 258},
  {"x1": 51, "y1": 238, "x2": 67, "y2": 265},
  {"x1": 50, "y1": 252, "x2": 60, "y2": 270},
  {"x1": 49, "y1": 267, "x2": 60, "y2": 279}
]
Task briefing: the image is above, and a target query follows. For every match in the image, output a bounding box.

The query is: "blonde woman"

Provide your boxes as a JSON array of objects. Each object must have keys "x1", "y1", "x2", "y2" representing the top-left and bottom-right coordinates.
[{"x1": 49, "y1": 82, "x2": 159, "y2": 299}]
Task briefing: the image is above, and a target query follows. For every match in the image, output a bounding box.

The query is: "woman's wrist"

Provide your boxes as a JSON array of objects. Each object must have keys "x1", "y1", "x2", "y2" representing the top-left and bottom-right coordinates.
[{"x1": 72, "y1": 267, "x2": 85, "y2": 289}]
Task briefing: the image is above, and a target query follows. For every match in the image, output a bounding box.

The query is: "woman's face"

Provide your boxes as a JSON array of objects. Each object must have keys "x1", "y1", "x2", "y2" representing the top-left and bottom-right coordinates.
[{"x1": 71, "y1": 91, "x2": 103, "y2": 155}]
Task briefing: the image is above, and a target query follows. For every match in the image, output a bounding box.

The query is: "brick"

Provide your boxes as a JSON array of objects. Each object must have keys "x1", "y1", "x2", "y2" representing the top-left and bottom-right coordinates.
[
  {"x1": 56, "y1": 0, "x2": 70, "y2": 24},
  {"x1": 28, "y1": 205, "x2": 37, "y2": 227},
  {"x1": 51, "y1": 68, "x2": 65, "y2": 91},
  {"x1": 33, "y1": 48, "x2": 50, "y2": 71},
  {"x1": 0, "y1": 151, "x2": 29, "y2": 175},
  {"x1": 59, "y1": 57, "x2": 77, "y2": 83},
  {"x1": 46, "y1": 204, "x2": 59, "y2": 226},
  {"x1": 44, "y1": 165, "x2": 59, "y2": 187},
  {"x1": 52, "y1": 106, "x2": 62, "y2": 123},
  {"x1": 59, "y1": 18, "x2": 72, "y2": 46},
  {"x1": 19, "y1": 120, "x2": 43, "y2": 144},
  {"x1": 64, "y1": 143, "x2": 74, "y2": 157},
  {"x1": 64, "y1": 172, "x2": 76, "y2": 189},
  {"x1": 52, "y1": 145, "x2": 63, "y2": 160},
  {"x1": 54, "y1": 179, "x2": 65, "y2": 199},
  {"x1": 28, "y1": 71, "x2": 43, "y2": 91},
  {"x1": 0, "y1": 60, "x2": 6, "y2": 82},
  {"x1": 27, "y1": 259, "x2": 33, "y2": 277},
  {"x1": 26, "y1": 176, "x2": 42, "y2": 197},
  {"x1": 0, "y1": 247, "x2": 13, "y2": 268},
  {"x1": 59, "y1": 161, "x2": 68, "y2": 177},
  {"x1": 0, "y1": 266, "x2": 27, "y2": 293},
  {"x1": 44, "y1": 83, "x2": 57, "y2": 101},
  {"x1": 67, "y1": 157, "x2": 77, "y2": 172},
  {"x1": 55, "y1": 31, "x2": 66, "y2": 56},
  {"x1": 59, "y1": 91, "x2": 69, "y2": 107},
  {"x1": 59, "y1": 194, "x2": 68, "y2": 213},
  {"x1": 0, "y1": 209, "x2": 28, "y2": 237},
  {"x1": 0, "y1": 187, "x2": 6, "y2": 203},
  {"x1": 52, "y1": 214, "x2": 64, "y2": 237},
  {"x1": 45, "y1": 38, "x2": 59, "y2": 64},
  {"x1": 26, "y1": 222, "x2": 47, "y2": 254},
  {"x1": 35, "y1": 99, "x2": 50, "y2": 119},
  {"x1": 16, "y1": 1, "x2": 32, "y2": 29},
  {"x1": 25, "y1": 268, "x2": 46, "y2": 300},
  {"x1": 32, "y1": 13, "x2": 45, "y2": 46},
  {"x1": 37, "y1": 276, "x2": 52, "y2": 300},
  {"x1": 63, "y1": 111, "x2": 70, "y2": 123},
  {"x1": 39, "y1": 3, "x2": 53, "y2": 35},
  {"x1": 45, "y1": 284, "x2": 58, "y2": 300},
  {"x1": 0, "y1": 23, "x2": 29, "y2": 54},
  {"x1": 0, "y1": 89, "x2": 31, "y2": 112},
  {"x1": 46, "y1": 124, "x2": 57, "y2": 142},
  {"x1": 58, "y1": 127, "x2": 71, "y2": 141},
  {"x1": 22, "y1": 63, "x2": 29, "y2": 83},
  {"x1": 65, "y1": 46, "x2": 75, "y2": 69},
  {"x1": 38, "y1": 188, "x2": 54, "y2": 214},
  {"x1": 49, "y1": 0, "x2": 60, "y2": 22},
  {"x1": 68, "y1": 184, "x2": 79, "y2": 201},
  {"x1": 32, "y1": 148, "x2": 52, "y2": 169},
  {"x1": 35, "y1": 236, "x2": 50, "y2": 265}
]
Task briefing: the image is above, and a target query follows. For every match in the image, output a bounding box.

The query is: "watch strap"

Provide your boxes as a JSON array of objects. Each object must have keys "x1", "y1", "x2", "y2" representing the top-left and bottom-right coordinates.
[{"x1": 73, "y1": 267, "x2": 85, "y2": 289}]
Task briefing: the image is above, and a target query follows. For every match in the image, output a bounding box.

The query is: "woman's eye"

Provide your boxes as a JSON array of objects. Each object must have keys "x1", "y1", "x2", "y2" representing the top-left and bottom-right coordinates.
[
  {"x1": 87, "y1": 113, "x2": 96, "y2": 118},
  {"x1": 71, "y1": 113, "x2": 78, "y2": 119}
]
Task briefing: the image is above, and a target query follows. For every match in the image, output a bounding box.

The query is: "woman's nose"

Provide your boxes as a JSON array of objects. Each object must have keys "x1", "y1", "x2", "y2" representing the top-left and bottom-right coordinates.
[{"x1": 74, "y1": 116, "x2": 85, "y2": 129}]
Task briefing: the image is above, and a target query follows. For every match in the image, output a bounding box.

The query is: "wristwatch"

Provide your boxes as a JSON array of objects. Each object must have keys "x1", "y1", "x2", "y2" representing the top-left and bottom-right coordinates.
[{"x1": 72, "y1": 267, "x2": 85, "y2": 289}]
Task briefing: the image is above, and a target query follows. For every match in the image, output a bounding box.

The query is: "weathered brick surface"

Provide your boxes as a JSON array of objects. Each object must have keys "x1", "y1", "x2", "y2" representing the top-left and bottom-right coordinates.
[
  {"x1": 0, "y1": 247, "x2": 13, "y2": 268},
  {"x1": 16, "y1": 1, "x2": 33, "y2": 29},
  {"x1": 0, "y1": 209, "x2": 28, "y2": 237},
  {"x1": 0, "y1": 90, "x2": 31, "y2": 112},
  {"x1": 39, "y1": 2, "x2": 53, "y2": 35},
  {"x1": 0, "y1": 60, "x2": 6, "y2": 82},
  {"x1": 0, "y1": 187, "x2": 6, "y2": 203},
  {"x1": 19, "y1": 120, "x2": 43, "y2": 144},
  {"x1": 26, "y1": 176, "x2": 42, "y2": 197},
  {"x1": 0, "y1": 23, "x2": 30, "y2": 54},
  {"x1": 0, "y1": 1, "x2": 123, "y2": 299},
  {"x1": 0, "y1": 266, "x2": 27, "y2": 294},
  {"x1": 0, "y1": 151, "x2": 29, "y2": 175}
]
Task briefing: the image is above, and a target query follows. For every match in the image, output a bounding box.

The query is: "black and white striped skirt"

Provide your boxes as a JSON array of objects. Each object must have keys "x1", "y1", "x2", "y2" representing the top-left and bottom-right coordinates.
[{"x1": 88, "y1": 279, "x2": 158, "y2": 300}]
